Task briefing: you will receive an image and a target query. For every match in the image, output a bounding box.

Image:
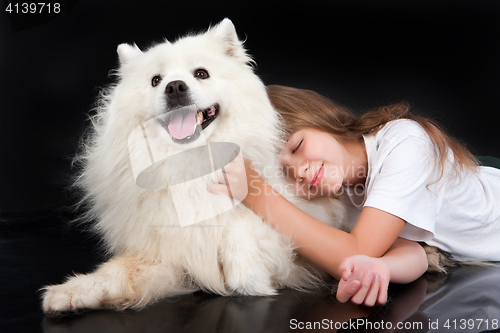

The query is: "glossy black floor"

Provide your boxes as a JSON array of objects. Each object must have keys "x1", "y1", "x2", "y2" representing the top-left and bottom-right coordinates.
[{"x1": 1, "y1": 210, "x2": 500, "y2": 333}]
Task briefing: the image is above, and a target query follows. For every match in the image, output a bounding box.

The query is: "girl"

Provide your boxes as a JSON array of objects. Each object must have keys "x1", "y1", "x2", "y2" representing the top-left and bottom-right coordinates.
[{"x1": 209, "y1": 85, "x2": 500, "y2": 306}]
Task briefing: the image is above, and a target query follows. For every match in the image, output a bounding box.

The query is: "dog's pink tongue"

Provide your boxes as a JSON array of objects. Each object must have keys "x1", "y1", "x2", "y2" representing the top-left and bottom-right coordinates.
[{"x1": 168, "y1": 107, "x2": 198, "y2": 140}]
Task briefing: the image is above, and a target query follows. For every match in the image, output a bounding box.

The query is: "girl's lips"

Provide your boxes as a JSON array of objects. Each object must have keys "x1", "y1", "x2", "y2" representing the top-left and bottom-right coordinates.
[{"x1": 309, "y1": 163, "x2": 324, "y2": 189}]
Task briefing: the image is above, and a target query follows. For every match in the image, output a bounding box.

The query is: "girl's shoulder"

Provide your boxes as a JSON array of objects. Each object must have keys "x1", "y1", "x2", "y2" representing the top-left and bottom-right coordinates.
[
  {"x1": 376, "y1": 119, "x2": 429, "y2": 142},
  {"x1": 364, "y1": 119, "x2": 433, "y2": 159}
]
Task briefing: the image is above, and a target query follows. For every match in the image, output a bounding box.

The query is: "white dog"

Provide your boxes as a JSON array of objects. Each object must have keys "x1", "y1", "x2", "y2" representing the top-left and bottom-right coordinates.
[{"x1": 42, "y1": 19, "x2": 345, "y2": 314}]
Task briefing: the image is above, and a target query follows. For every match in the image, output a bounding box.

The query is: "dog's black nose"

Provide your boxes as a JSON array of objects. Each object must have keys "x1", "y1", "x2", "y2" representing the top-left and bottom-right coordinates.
[
  {"x1": 165, "y1": 80, "x2": 189, "y2": 95},
  {"x1": 165, "y1": 80, "x2": 191, "y2": 109}
]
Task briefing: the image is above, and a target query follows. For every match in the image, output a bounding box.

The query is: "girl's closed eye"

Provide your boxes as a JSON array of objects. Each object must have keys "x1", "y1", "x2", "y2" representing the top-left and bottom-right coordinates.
[{"x1": 292, "y1": 139, "x2": 303, "y2": 154}]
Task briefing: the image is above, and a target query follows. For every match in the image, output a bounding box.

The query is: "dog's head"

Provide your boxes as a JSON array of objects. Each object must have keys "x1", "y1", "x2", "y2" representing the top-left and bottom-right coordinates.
[{"x1": 115, "y1": 19, "x2": 260, "y2": 145}]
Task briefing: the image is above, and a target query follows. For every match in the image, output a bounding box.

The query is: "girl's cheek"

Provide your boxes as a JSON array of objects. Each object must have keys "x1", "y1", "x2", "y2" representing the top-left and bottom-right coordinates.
[{"x1": 287, "y1": 181, "x2": 306, "y2": 198}]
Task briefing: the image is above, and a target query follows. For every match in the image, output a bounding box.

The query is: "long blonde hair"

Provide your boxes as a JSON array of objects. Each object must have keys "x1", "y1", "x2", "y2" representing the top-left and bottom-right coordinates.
[{"x1": 267, "y1": 85, "x2": 478, "y2": 179}]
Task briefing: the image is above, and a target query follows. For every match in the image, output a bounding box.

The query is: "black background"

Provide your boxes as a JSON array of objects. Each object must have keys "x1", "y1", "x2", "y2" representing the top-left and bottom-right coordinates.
[{"x1": 1, "y1": 0, "x2": 499, "y2": 212}]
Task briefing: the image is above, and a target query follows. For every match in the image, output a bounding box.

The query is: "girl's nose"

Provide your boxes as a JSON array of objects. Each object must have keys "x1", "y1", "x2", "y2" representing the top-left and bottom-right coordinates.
[
  {"x1": 281, "y1": 154, "x2": 308, "y2": 181},
  {"x1": 297, "y1": 163, "x2": 309, "y2": 182}
]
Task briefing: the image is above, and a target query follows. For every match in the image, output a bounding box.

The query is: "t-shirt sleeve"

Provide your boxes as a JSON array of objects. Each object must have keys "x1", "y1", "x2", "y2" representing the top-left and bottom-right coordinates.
[{"x1": 364, "y1": 135, "x2": 438, "y2": 241}]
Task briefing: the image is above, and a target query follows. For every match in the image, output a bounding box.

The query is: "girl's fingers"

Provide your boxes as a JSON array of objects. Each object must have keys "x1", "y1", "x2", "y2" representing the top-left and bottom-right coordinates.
[
  {"x1": 377, "y1": 276, "x2": 389, "y2": 305},
  {"x1": 363, "y1": 274, "x2": 380, "y2": 307},
  {"x1": 214, "y1": 155, "x2": 245, "y2": 184},
  {"x1": 338, "y1": 259, "x2": 354, "y2": 281},
  {"x1": 225, "y1": 154, "x2": 245, "y2": 173},
  {"x1": 342, "y1": 270, "x2": 352, "y2": 282},
  {"x1": 231, "y1": 153, "x2": 244, "y2": 166},
  {"x1": 350, "y1": 271, "x2": 374, "y2": 305},
  {"x1": 213, "y1": 168, "x2": 228, "y2": 185},
  {"x1": 336, "y1": 279, "x2": 361, "y2": 303}
]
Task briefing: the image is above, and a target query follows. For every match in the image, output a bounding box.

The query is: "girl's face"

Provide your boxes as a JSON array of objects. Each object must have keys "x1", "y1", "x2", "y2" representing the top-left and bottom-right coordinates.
[{"x1": 280, "y1": 128, "x2": 346, "y2": 199}]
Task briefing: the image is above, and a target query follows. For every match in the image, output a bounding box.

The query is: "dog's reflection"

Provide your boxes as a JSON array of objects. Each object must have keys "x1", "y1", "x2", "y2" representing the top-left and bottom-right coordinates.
[{"x1": 43, "y1": 276, "x2": 430, "y2": 333}]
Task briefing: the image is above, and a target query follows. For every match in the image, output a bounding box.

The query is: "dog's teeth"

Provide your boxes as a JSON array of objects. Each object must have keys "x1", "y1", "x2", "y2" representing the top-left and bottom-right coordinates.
[{"x1": 196, "y1": 111, "x2": 204, "y2": 125}]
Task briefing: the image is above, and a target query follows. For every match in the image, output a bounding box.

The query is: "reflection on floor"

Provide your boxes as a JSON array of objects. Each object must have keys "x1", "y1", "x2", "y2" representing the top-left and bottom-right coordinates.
[{"x1": 1, "y1": 210, "x2": 499, "y2": 333}]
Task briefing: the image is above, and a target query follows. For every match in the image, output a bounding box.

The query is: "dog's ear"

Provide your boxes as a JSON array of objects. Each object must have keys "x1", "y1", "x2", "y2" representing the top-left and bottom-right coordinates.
[
  {"x1": 210, "y1": 18, "x2": 249, "y2": 62},
  {"x1": 117, "y1": 43, "x2": 142, "y2": 65}
]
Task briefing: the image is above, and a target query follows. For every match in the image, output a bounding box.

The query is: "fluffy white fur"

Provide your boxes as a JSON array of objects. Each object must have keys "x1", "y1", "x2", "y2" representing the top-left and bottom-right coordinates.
[{"x1": 42, "y1": 19, "x2": 345, "y2": 314}]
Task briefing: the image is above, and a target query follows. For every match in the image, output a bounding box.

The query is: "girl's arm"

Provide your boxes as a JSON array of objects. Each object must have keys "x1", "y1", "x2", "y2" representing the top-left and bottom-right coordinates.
[
  {"x1": 376, "y1": 237, "x2": 428, "y2": 284},
  {"x1": 210, "y1": 157, "x2": 424, "y2": 280},
  {"x1": 243, "y1": 172, "x2": 406, "y2": 279}
]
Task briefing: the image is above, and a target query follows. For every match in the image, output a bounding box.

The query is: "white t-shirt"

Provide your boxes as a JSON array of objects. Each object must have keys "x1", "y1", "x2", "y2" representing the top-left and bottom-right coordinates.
[{"x1": 340, "y1": 119, "x2": 500, "y2": 261}]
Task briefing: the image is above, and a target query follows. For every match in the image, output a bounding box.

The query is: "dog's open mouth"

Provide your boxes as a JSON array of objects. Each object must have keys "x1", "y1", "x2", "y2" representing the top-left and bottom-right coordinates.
[{"x1": 158, "y1": 104, "x2": 219, "y2": 144}]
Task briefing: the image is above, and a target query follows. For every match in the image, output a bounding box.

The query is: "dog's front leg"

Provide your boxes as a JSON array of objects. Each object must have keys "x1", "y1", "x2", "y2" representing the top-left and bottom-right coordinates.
[
  {"x1": 42, "y1": 256, "x2": 193, "y2": 315},
  {"x1": 220, "y1": 217, "x2": 278, "y2": 296}
]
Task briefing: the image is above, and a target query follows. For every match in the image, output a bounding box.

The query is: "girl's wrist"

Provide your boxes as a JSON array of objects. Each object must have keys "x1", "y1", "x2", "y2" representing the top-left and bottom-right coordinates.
[
  {"x1": 243, "y1": 174, "x2": 275, "y2": 206},
  {"x1": 242, "y1": 159, "x2": 278, "y2": 205},
  {"x1": 241, "y1": 172, "x2": 284, "y2": 229}
]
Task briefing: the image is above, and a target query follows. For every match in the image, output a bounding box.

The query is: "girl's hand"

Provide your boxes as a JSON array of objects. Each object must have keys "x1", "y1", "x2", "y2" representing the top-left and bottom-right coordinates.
[
  {"x1": 336, "y1": 255, "x2": 390, "y2": 307},
  {"x1": 208, "y1": 154, "x2": 252, "y2": 203}
]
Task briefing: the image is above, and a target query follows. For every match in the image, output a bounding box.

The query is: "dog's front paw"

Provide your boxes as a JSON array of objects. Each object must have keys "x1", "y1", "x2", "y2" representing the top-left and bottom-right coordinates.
[
  {"x1": 42, "y1": 284, "x2": 85, "y2": 315},
  {"x1": 41, "y1": 276, "x2": 106, "y2": 315}
]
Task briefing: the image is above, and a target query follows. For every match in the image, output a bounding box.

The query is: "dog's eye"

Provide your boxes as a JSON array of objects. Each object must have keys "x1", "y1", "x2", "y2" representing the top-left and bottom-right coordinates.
[
  {"x1": 151, "y1": 75, "x2": 162, "y2": 87},
  {"x1": 194, "y1": 69, "x2": 210, "y2": 80}
]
